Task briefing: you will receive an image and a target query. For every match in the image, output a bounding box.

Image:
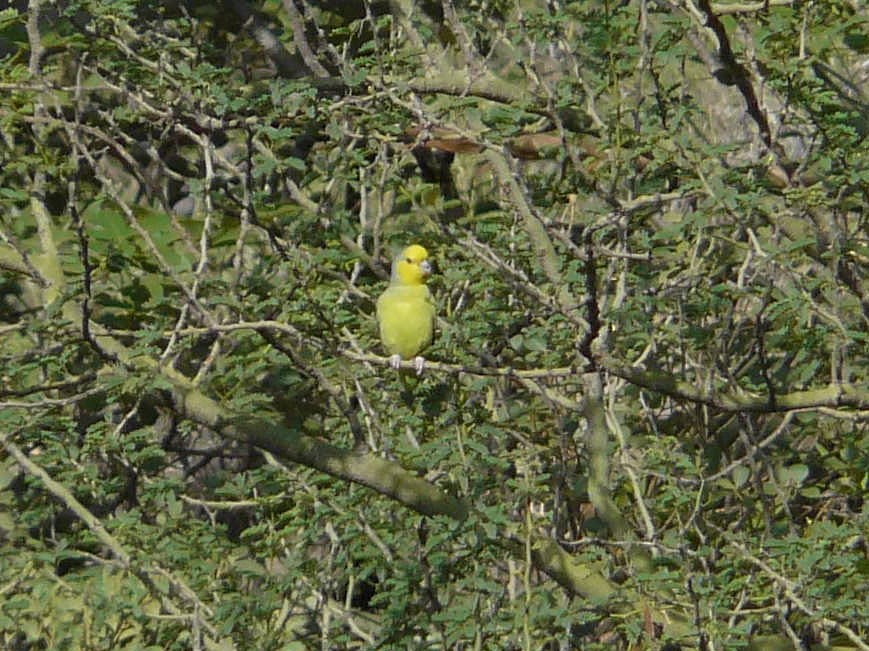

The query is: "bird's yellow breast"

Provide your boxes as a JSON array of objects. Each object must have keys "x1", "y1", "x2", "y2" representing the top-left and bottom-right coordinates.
[{"x1": 376, "y1": 284, "x2": 435, "y2": 359}]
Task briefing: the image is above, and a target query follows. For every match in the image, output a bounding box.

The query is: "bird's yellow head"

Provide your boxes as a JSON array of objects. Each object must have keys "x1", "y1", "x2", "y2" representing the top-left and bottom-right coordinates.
[{"x1": 392, "y1": 244, "x2": 432, "y2": 286}]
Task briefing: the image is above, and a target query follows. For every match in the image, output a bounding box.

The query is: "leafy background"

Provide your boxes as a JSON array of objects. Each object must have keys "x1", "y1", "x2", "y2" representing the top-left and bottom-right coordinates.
[{"x1": 0, "y1": 0, "x2": 867, "y2": 649}]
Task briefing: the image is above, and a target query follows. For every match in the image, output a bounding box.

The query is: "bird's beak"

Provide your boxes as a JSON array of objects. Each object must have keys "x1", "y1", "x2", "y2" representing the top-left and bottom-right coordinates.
[{"x1": 420, "y1": 260, "x2": 432, "y2": 276}]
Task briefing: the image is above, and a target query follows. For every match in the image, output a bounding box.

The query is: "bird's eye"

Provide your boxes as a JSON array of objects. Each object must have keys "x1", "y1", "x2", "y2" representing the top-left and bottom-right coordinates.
[{"x1": 406, "y1": 258, "x2": 412, "y2": 263}]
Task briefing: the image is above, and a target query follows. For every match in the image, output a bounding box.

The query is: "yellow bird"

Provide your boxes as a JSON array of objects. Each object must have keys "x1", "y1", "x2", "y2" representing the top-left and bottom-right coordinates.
[{"x1": 376, "y1": 244, "x2": 435, "y2": 374}]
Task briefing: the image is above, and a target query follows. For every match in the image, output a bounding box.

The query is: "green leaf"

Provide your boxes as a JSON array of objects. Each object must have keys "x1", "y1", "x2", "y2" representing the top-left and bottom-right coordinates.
[{"x1": 731, "y1": 466, "x2": 750, "y2": 489}]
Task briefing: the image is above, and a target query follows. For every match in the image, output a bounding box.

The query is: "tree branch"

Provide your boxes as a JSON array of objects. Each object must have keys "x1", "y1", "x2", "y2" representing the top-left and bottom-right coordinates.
[
  {"x1": 600, "y1": 355, "x2": 869, "y2": 412},
  {"x1": 345, "y1": 350, "x2": 869, "y2": 412}
]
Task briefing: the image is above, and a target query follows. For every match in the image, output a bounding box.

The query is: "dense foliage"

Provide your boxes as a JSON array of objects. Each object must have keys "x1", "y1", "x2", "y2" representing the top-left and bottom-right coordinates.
[{"x1": 1, "y1": 0, "x2": 867, "y2": 649}]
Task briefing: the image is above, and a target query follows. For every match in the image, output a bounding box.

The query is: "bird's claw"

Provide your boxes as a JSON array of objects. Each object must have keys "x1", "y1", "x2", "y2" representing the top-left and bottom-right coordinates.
[
  {"x1": 388, "y1": 354, "x2": 402, "y2": 370},
  {"x1": 413, "y1": 356, "x2": 426, "y2": 375}
]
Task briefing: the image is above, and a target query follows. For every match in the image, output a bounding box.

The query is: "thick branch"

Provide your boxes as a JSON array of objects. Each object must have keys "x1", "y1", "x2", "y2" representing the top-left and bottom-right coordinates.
[
  {"x1": 600, "y1": 356, "x2": 869, "y2": 412},
  {"x1": 692, "y1": 0, "x2": 772, "y2": 146},
  {"x1": 178, "y1": 387, "x2": 469, "y2": 520}
]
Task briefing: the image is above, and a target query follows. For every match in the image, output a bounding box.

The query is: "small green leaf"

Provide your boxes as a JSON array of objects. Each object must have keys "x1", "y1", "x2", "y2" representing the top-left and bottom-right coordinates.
[{"x1": 731, "y1": 466, "x2": 750, "y2": 489}]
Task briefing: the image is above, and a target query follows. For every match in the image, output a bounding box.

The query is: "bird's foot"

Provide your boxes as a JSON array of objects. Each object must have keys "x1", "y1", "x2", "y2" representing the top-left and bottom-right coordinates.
[
  {"x1": 413, "y1": 356, "x2": 426, "y2": 375},
  {"x1": 388, "y1": 354, "x2": 402, "y2": 370}
]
